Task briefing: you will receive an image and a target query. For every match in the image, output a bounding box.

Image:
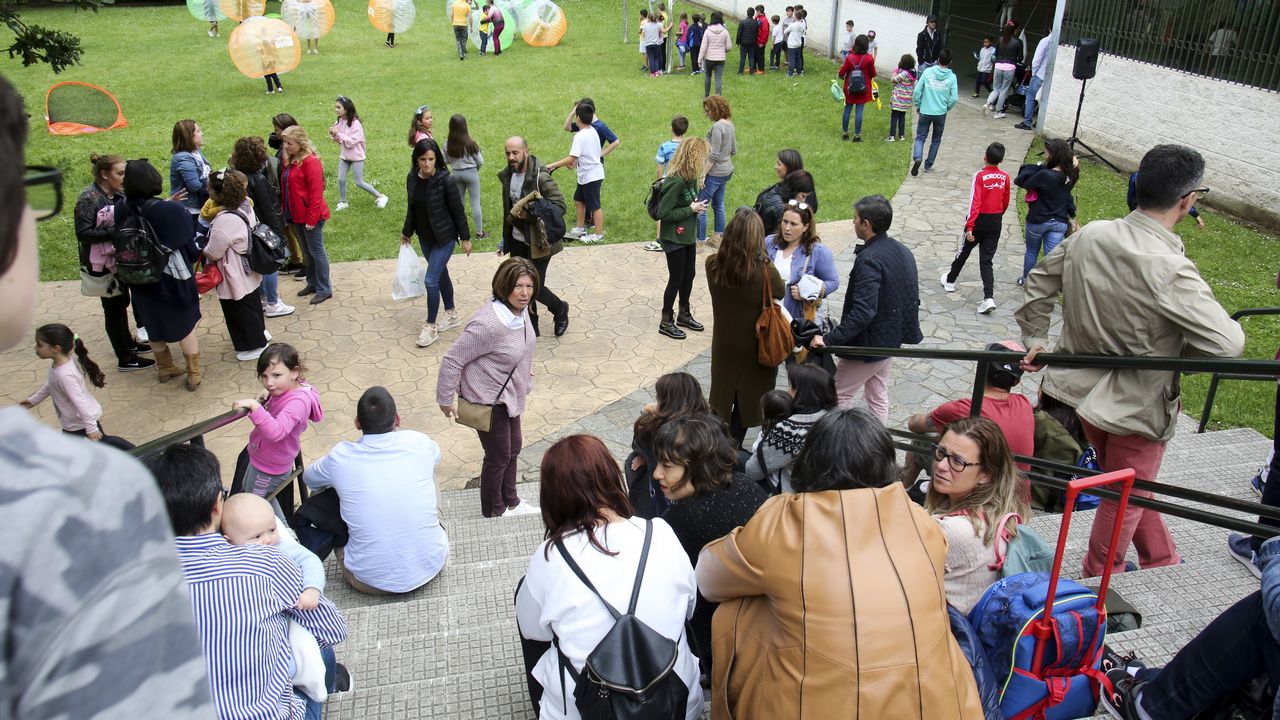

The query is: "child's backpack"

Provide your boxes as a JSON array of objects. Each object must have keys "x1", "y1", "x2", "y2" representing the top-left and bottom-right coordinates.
[
  {"x1": 846, "y1": 63, "x2": 867, "y2": 95},
  {"x1": 968, "y1": 470, "x2": 1136, "y2": 720},
  {"x1": 552, "y1": 519, "x2": 690, "y2": 720},
  {"x1": 229, "y1": 210, "x2": 289, "y2": 275},
  {"x1": 113, "y1": 199, "x2": 171, "y2": 286},
  {"x1": 645, "y1": 178, "x2": 667, "y2": 221},
  {"x1": 989, "y1": 513, "x2": 1054, "y2": 578}
]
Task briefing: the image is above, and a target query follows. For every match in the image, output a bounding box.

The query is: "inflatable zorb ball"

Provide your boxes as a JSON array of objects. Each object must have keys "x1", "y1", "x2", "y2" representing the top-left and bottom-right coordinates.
[
  {"x1": 460, "y1": 0, "x2": 540, "y2": 51},
  {"x1": 521, "y1": 0, "x2": 565, "y2": 46},
  {"x1": 282, "y1": 0, "x2": 336, "y2": 40},
  {"x1": 369, "y1": 0, "x2": 416, "y2": 33},
  {"x1": 220, "y1": 0, "x2": 265, "y2": 21},
  {"x1": 189, "y1": 0, "x2": 227, "y2": 22},
  {"x1": 229, "y1": 17, "x2": 301, "y2": 78}
]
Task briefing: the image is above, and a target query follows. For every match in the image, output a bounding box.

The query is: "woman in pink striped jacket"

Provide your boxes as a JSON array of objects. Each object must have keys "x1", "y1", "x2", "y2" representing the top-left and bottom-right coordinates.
[{"x1": 437, "y1": 257, "x2": 541, "y2": 518}]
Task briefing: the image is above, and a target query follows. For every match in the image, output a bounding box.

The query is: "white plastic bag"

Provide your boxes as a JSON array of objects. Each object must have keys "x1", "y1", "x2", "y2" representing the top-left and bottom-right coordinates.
[{"x1": 391, "y1": 244, "x2": 424, "y2": 300}]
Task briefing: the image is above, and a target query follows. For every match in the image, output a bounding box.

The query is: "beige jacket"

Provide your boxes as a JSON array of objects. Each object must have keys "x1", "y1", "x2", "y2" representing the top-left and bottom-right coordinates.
[
  {"x1": 1016, "y1": 210, "x2": 1244, "y2": 442},
  {"x1": 695, "y1": 485, "x2": 984, "y2": 720}
]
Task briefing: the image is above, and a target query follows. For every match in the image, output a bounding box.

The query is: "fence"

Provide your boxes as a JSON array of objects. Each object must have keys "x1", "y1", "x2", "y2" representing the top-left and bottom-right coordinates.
[
  {"x1": 856, "y1": 0, "x2": 932, "y2": 17},
  {"x1": 1060, "y1": 0, "x2": 1280, "y2": 93}
]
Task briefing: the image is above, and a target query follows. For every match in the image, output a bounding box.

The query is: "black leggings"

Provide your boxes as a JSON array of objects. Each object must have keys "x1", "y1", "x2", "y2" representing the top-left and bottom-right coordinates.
[{"x1": 662, "y1": 244, "x2": 696, "y2": 314}]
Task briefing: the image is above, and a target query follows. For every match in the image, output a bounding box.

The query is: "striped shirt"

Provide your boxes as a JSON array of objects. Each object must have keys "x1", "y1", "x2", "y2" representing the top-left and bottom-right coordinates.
[
  {"x1": 174, "y1": 534, "x2": 348, "y2": 720},
  {"x1": 437, "y1": 300, "x2": 537, "y2": 416}
]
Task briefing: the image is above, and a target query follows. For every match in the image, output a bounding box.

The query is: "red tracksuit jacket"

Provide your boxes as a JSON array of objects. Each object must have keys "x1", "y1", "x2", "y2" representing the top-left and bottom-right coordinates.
[{"x1": 965, "y1": 164, "x2": 1011, "y2": 232}]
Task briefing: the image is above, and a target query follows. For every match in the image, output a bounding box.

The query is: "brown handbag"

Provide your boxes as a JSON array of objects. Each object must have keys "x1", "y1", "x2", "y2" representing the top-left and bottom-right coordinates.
[
  {"x1": 455, "y1": 364, "x2": 519, "y2": 432},
  {"x1": 755, "y1": 265, "x2": 791, "y2": 367}
]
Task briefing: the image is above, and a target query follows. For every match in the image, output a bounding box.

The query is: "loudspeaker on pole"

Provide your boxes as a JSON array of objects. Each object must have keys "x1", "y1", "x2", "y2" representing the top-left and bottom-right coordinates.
[{"x1": 1073, "y1": 38, "x2": 1100, "y2": 80}]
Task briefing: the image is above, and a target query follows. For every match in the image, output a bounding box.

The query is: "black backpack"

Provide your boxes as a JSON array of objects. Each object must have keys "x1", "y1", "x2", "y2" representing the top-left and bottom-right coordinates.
[
  {"x1": 847, "y1": 65, "x2": 867, "y2": 95},
  {"x1": 113, "y1": 199, "x2": 170, "y2": 285},
  {"x1": 645, "y1": 177, "x2": 667, "y2": 221},
  {"x1": 230, "y1": 210, "x2": 289, "y2": 275},
  {"x1": 529, "y1": 196, "x2": 566, "y2": 245},
  {"x1": 553, "y1": 519, "x2": 690, "y2": 720}
]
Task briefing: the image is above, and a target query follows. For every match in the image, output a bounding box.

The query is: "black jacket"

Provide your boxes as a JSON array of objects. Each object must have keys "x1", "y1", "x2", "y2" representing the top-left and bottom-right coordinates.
[
  {"x1": 736, "y1": 17, "x2": 759, "y2": 47},
  {"x1": 994, "y1": 37, "x2": 1024, "y2": 64},
  {"x1": 917, "y1": 27, "x2": 942, "y2": 64},
  {"x1": 402, "y1": 171, "x2": 469, "y2": 247},
  {"x1": 755, "y1": 183, "x2": 822, "y2": 236},
  {"x1": 1016, "y1": 164, "x2": 1077, "y2": 225},
  {"x1": 245, "y1": 170, "x2": 285, "y2": 236},
  {"x1": 825, "y1": 233, "x2": 923, "y2": 360},
  {"x1": 497, "y1": 154, "x2": 566, "y2": 256}
]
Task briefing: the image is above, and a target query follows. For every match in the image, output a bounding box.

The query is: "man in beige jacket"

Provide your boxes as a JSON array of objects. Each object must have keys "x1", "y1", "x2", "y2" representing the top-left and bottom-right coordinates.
[{"x1": 1016, "y1": 144, "x2": 1245, "y2": 578}]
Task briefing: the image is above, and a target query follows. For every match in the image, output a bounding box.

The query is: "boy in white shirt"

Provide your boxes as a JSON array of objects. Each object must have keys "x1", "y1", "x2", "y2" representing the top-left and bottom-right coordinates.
[{"x1": 547, "y1": 103, "x2": 606, "y2": 243}]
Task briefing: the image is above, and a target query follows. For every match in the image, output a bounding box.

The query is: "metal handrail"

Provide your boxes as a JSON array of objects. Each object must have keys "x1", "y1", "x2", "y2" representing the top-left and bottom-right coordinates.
[
  {"x1": 1197, "y1": 307, "x2": 1280, "y2": 433},
  {"x1": 128, "y1": 408, "x2": 248, "y2": 459}
]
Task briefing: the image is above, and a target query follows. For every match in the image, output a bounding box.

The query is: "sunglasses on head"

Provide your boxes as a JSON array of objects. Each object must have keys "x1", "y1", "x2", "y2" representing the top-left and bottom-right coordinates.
[{"x1": 787, "y1": 199, "x2": 810, "y2": 211}]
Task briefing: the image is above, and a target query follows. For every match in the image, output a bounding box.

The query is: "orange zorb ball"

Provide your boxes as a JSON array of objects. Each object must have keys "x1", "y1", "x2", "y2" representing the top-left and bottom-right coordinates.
[
  {"x1": 229, "y1": 17, "x2": 301, "y2": 78},
  {"x1": 522, "y1": 0, "x2": 566, "y2": 47},
  {"x1": 219, "y1": 0, "x2": 265, "y2": 21},
  {"x1": 368, "y1": 0, "x2": 416, "y2": 33}
]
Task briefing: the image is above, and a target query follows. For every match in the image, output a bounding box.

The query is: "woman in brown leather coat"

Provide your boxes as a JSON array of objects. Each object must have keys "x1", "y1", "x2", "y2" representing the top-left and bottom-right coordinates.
[{"x1": 695, "y1": 409, "x2": 985, "y2": 720}]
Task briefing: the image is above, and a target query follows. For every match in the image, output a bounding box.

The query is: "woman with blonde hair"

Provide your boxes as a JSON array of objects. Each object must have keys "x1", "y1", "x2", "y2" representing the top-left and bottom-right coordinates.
[
  {"x1": 280, "y1": 125, "x2": 333, "y2": 304},
  {"x1": 925, "y1": 415, "x2": 1031, "y2": 613},
  {"x1": 706, "y1": 207, "x2": 783, "y2": 447},
  {"x1": 654, "y1": 136, "x2": 710, "y2": 340}
]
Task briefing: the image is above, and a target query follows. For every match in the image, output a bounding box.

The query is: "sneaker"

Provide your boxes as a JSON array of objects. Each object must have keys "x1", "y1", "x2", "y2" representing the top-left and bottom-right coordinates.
[
  {"x1": 1252, "y1": 470, "x2": 1266, "y2": 497},
  {"x1": 264, "y1": 301, "x2": 296, "y2": 318},
  {"x1": 853, "y1": 135, "x2": 862, "y2": 142},
  {"x1": 236, "y1": 346, "x2": 267, "y2": 362},
  {"x1": 1099, "y1": 668, "x2": 1148, "y2": 720},
  {"x1": 375, "y1": 194, "x2": 389, "y2": 209},
  {"x1": 137, "y1": 327, "x2": 149, "y2": 344},
  {"x1": 885, "y1": 136, "x2": 895, "y2": 142},
  {"x1": 264, "y1": 330, "x2": 272, "y2": 342},
  {"x1": 924, "y1": 165, "x2": 936, "y2": 173},
  {"x1": 642, "y1": 240, "x2": 663, "y2": 252},
  {"x1": 333, "y1": 663, "x2": 354, "y2": 693},
  {"x1": 977, "y1": 298, "x2": 997, "y2": 314},
  {"x1": 579, "y1": 233, "x2": 603, "y2": 243},
  {"x1": 911, "y1": 158, "x2": 922, "y2": 177},
  {"x1": 438, "y1": 311, "x2": 462, "y2": 332},
  {"x1": 1100, "y1": 646, "x2": 1147, "y2": 676},
  {"x1": 1014, "y1": 121, "x2": 1032, "y2": 130},
  {"x1": 308, "y1": 293, "x2": 331, "y2": 305},
  {"x1": 842, "y1": 132, "x2": 849, "y2": 141},
  {"x1": 705, "y1": 234, "x2": 721, "y2": 250},
  {"x1": 502, "y1": 500, "x2": 540, "y2": 517},
  {"x1": 564, "y1": 226, "x2": 586, "y2": 239},
  {"x1": 416, "y1": 324, "x2": 439, "y2": 347},
  {"x1": 940, "y1": 271, "x2": 956, "y2": 293},
  {"x1": 334, "y1": 202, "x2": 349, "y2": 212},
  {"x1": 132, "y1": 340, "x2": 153, "y2": 355},
  {"x1": 1017, "y1": 276, "x2": 1026, "y2": 287},
  {"x1": 993, "y1": 112, "x2": 1007, "y2": 119},
  {"x1": 118, "y1": 356, "x2": 156, "y2": 372},
  {"x1": 1228, "y1": 532, "x2": 1264, "y2": 578},
  {"x1": 266, "y1": 89, "x2": 275, "y2": 95}
]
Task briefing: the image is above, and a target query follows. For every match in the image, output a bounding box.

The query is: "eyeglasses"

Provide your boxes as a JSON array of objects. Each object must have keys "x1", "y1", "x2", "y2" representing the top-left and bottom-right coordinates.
[
  {"x1": 24, "y1": 165, "x2": 64, "y2": 222},
  {"x1": 1181, "y1": 187, "x2": 1210, "y2": 200},
  {"x1": 932, "y1": 443, "x2": 980, "y2": 473},
  {"x1": 786, "y1": 199, "x2": 810, "y2": 211}
]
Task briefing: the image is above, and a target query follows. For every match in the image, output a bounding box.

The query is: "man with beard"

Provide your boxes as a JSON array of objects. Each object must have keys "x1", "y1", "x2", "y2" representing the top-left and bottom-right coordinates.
[{"x1": 497, "y1": 136, "x2": 570, "y2": 337}]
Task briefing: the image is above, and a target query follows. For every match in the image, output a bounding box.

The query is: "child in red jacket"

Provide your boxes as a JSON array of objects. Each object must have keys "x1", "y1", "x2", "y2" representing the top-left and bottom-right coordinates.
[{"x1": 941, "y1": 142, "x2": 1010, "y2": 314}]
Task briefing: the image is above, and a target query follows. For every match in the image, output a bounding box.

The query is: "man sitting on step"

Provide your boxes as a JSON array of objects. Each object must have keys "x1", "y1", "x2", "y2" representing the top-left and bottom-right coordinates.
[{"x1": 303, "y1": 386, "x2": 450, "y2": 595}]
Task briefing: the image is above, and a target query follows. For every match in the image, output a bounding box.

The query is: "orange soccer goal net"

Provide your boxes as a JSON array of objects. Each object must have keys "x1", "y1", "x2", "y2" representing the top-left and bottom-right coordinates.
[{"x1": 46, "y1": 81, "x2": 128, "y2": 136}]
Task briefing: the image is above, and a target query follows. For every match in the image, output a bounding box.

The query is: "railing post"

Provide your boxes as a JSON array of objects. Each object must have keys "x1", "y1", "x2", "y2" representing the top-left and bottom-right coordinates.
[
  {"x1": 1198, "y1": 374, "x2": 1223, "y2": 433},
  {"x1": 970, "y1": 361, "x2": 988, "y2": 417}
]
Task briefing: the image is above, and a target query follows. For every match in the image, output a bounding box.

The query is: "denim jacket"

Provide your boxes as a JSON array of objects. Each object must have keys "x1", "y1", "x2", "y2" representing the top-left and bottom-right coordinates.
[
  {"x1": 764, "y1": 238, "x2": 840, "y2": 319},
  {"x1": 169, "y1": 150, "x2": 210, "y2": 211},
  {"x1": 1258, "y1": 536, "x2": 1280, "y2": 718}
]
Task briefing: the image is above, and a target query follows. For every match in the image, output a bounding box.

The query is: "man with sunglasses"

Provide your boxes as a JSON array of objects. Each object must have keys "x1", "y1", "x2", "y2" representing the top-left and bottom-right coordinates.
[
  {"x1": 1017, "y1": 144, "x2": 1244, "y2": 579},
  {"x1": 2, "y1": 77, "x2": 216, "y2": 718}
]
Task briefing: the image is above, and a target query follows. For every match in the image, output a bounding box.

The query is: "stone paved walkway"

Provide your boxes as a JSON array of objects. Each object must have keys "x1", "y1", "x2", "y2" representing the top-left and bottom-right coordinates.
[{"x1": 0, "y1": 97, "x2": 1035, "y2": 494}]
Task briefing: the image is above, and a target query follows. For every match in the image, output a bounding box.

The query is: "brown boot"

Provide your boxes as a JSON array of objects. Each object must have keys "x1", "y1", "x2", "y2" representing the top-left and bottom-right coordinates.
[
  {"x1": 153, "y1": 342, "x2": 187, "y2": 382},
  {"x1": 184, "y1": 352, "x2": 202, "y2": 391}
]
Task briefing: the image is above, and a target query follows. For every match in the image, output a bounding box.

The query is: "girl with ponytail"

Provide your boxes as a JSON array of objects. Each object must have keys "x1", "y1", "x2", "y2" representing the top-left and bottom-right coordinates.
[{"x1": 20, "y1": 324, "x2": 131, "y2": 448}]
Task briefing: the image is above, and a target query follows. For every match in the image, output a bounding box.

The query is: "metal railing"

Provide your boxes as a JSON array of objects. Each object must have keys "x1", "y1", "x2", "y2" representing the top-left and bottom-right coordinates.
[
  {"x1": 856, "y1": 0, "x2": 933, "y2": 17},
  {"x1": 1059, "y1": 0, "x2": 1280, "y2": 93},
  {"x1": 822, "y1": 344, "x2": 1280, "y2": 536},
  {"x1": 128, "y1": 408, "x2": 247, "y2": 459},
  {"x1": 1198, "y1": 307, "x2": 1280, "y2": 433}
]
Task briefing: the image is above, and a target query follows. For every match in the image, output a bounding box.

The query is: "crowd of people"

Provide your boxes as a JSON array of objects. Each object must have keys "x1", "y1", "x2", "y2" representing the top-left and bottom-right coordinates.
[{"x1": 3, "y1": 3, "x2": 1274, "y2": 718}]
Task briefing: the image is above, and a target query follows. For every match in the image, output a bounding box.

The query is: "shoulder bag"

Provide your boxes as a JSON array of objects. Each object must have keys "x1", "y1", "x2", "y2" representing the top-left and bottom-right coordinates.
[
  {"x1": 456, "y1": 364, "x2": 518, "y2": 432},
  {"x1": 755, "y1": 265, "x2": 791, "y2": 367}
]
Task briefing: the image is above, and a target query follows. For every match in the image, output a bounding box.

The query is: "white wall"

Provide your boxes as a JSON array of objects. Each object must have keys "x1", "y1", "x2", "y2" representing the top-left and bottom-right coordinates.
[{"x1": 1043, "y1": 45, "x2": 1280, "y2": 228}]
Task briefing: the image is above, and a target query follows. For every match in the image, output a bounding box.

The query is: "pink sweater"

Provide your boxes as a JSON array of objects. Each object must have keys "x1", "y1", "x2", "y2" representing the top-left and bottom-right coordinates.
[
  {"x1": 332, "y1": 118, "x2": 367, "y2": 162},
  {"x1": 437, "y1": 301, "x2": 537, "y2": 417},
  {"x1": 205, "y1": 204, "x2": 262, "y2": 301},
  {"x1": 26, "y1": 361, "x2": 102, "y2": 432},
  {"x1": 247, "y1": 384, "x2": 324, "y2": 475}
]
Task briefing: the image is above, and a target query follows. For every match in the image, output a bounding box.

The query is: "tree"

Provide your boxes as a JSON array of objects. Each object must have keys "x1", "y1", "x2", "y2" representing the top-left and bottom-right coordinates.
[{"x1": 3, "y1": 0, "x2": 99, "y2": 74}]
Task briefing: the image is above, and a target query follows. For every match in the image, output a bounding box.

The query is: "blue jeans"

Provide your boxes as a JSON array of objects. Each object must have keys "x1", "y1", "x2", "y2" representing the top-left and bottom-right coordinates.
[
  {"x1": 260, "y1": 271, "x2": 278, "y2": 304},
  {"x1": 1023, "y1": 75, "x2": 1043, "y2": 124},
  {"x1": 696, "y1": 173, "x2": 731, "y2": 241},
  {"x1": 421, "y1": 239, "x2": 456, "y2": 324},
  {"x1": 646, "y1": 44, "x2": 662, "y2": 73},
  {"x1": 913, "y1": 113, "x2": 947, "y2": 168},
  {"x1": 479, "y1": 30, "x2": 489, "y2": 53},
  {"x1": 300, "y1": 645, "x2": 338, "y2": 720},
  {"x1": 842, "y1": 103, "x2": 865, "y2": 135},
  {"x1": 1022, "y1": 219, "x2": 1068, "y2": 279},
  {"x1": 294, "y1": 221, "x2": 331, "y2": 296}
]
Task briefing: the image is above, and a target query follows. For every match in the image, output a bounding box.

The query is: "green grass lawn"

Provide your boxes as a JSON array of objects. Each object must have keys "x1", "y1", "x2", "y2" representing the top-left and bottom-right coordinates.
[
  {"x1": 1018, "y1": 138, "x2": 1280, "y2": 438},
  {"x1": 8, "y1": 0, "x2": 907, "y2": 281}
]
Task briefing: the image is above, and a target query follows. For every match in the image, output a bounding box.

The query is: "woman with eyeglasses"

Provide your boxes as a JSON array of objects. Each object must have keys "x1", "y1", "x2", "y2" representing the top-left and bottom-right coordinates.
[
  {"x1": 764, "y1": 200, "x2": 838, "y2": 323},
  {"x1": 73, "y1": 153, "x2": 155, "y2": 373},
  {"x1": 1015, "y1": 137, "x2": 1078, "y2": 285},
  {"x1": 116, "y1": 159, "x2": 204, "y2": 390},
  {"x1": 204, "y1": 168, "x2": 269, "y2": 364},
  {"x1": 695, "y1": 409, "x2": 986, "y2": 718},
  {"x1": 924, "y1": 415, "x2": 1030, "y2": 614}
]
